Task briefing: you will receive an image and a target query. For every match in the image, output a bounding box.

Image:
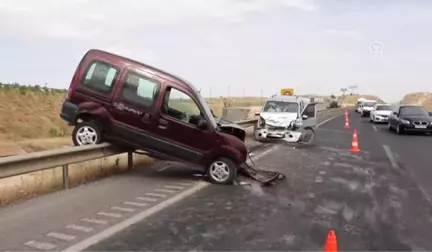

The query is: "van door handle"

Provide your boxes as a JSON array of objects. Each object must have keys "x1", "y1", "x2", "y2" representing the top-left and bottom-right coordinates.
[{"x1": 158, "y1": 118, "x2": 168, "y2": 129}]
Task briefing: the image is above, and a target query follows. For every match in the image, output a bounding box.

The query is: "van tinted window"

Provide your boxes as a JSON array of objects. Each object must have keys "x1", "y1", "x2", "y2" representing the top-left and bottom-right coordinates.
[
  {"x1": 83, "y1": 61, "x2": 118, "y2": 93},
  {"x1": 120, "y1": 72, "x2": 159, "y2": 107}
]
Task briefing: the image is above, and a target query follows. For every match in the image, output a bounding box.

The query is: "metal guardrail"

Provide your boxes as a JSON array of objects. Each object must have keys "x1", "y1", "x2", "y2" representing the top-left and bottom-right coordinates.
[{"x1": 0, "y1": 107, "x2": 331, "y2": 189}]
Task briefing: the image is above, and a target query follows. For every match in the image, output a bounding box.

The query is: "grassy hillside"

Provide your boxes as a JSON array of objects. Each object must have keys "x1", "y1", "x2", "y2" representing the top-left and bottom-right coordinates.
[
  {"x1": 341, "y1": 94, "x2": 385, "y2": 105},
  {"x1": 0, "y1": 83, "x2": 265, "y2": 142},
  {"x1": 401, "y1": 92, "x2": 432, "y2": 111}
]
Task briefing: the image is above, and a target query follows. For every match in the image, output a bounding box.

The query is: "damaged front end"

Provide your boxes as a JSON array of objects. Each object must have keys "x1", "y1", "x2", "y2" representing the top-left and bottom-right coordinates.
[
  {"x1": 216, "y1": 117, "x2": 286, "y2": 185},
  {"x1": 255, "y1": 116, "x2": 304, "y2": 143}
]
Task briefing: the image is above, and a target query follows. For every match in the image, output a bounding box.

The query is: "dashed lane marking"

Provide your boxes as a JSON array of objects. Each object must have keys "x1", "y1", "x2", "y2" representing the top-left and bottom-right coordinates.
[
  {"x1": 154, "y1": 188, "x2": 176, "y2": 193},
  {"x1": 135, "y1": 197, "x2": 157, "y2": 202},
  {"x1": 110, "y1": 206, "x2": 136, "y2": 212},
  {"x1": 46, "y1": 232, "x2": 76, "y2": 241},
  {"x1": 163, "y1": 185, "x2": 184, "y2": 190},
  {"x1": 145, "y1": 193, "x2": 167, "y2": 198},
  {"x1": 80, "y1": 218, "x2": 108, "y2": 225},
  {"x1": 66, "y1": 224, "x2": 94, "y2": 233},
  {"x1": 24, "y1": 240, "x2": 57, "y2": 250},
  {"x1": 176, "y1": 182, "x2": 193, "y2": 186},
  {"x1": 123, "y1": 201, "x2": 148, "y2": 207},
  {"x1": 97, "y1": 212, "x2": 122, "y2": 218},
  {"x1": 372, "y1": 125, "x2": 378, "y2": 132}
]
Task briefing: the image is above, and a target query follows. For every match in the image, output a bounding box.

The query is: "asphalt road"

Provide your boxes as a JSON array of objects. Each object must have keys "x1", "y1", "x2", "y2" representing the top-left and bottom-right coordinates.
[
  {"x1": 4, "y1": 109, "x2": 432, "y2": 251},
  {"x1": 85, "y1": 110, "x2": 432, "y2": 251}
]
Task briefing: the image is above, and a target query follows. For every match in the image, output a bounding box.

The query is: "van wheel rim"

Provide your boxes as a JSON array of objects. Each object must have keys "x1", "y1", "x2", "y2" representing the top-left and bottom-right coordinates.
[
  {"x1": 209, "y1": 161, "x2": 230, "y2": 182},
  {"x1": 76, "y1": 126, "x2": 97, "y2": 145}
]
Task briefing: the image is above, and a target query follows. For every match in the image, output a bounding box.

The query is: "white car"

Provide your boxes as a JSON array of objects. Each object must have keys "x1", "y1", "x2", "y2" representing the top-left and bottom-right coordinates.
[
  {"x1": 370, "y1": 104, "x2": 393, "y2": 123},
  {"x1": 360, "y1": 100, "x2": 377, "y2": 117}
]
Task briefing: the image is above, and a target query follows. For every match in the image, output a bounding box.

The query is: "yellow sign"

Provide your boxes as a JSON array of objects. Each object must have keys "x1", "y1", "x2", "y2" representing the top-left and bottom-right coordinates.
[{"x1": 281, "y1": 88, "x2": 294, "y2": 96}]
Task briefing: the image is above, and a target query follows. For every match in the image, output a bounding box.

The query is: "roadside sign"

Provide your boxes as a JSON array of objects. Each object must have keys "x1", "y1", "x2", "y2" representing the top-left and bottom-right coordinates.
[{"x1": 281, "y1": 88, "x2": 294, "y2": 96}]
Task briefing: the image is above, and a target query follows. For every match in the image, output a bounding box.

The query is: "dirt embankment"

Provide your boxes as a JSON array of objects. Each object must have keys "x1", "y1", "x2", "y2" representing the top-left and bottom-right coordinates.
[
  {"x1": 0, "y1": 89, "x2": 267, "y2": 154},
  {"x1": 341, "y1": 94, "x2": 385, "y2": 106},
  {"x1": 401, "y1": 92, "x2": 432, "y2": 111}
]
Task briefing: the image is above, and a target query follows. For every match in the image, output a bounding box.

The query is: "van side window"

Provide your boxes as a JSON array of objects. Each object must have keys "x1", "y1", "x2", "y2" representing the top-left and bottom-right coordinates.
[
  {"x1": 83, "y1": 61, "x2": 118, "y2": 93},
  {"x1": 120, "y1": 72, "x2": 159, "y2": 107},
  {"x1": 162, "y1": 87, "x2": 201, "y2": 125}
]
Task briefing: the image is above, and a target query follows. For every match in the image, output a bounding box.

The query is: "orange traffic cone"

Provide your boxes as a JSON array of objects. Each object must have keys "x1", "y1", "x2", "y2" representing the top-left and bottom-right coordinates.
[
  {"x1": 344, "y1": 117, "x2": 350, "y2": 129},
  {"x1": 324, "y1": 230, "x2": 338, "y2": 252},
  {"x1": 349, "y1": 129, "x2": 360, "y2": 152}
]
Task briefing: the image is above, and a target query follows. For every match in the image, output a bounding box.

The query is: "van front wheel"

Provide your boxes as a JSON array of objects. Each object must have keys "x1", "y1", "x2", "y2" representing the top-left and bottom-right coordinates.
[
  {"x1": 72, "y1": 121, "x2": 103, "y2": 146},
  {"x1": 207, "y1": 158, "x2": 237, "y2": 185}
]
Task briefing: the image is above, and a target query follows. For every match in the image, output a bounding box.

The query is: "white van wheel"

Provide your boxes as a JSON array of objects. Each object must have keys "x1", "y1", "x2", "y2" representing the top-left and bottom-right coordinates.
[
  {"x1": 72, "y1": 121, "x2": 103, "y2": 146},
  {"x1": 207, "y1": 158, "x2": 237, "y2": 185}
]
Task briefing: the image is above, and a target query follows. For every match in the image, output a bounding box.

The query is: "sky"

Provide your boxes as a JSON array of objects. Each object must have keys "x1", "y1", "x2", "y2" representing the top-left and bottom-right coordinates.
[{"x1": 0, "y1": 0, "x2": 431, "y2": 102}]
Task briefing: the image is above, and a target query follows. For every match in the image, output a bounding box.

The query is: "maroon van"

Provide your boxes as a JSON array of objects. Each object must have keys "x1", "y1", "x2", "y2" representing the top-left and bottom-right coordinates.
[{"x1": 59, "y1": 49, "x2": 251, "y2": 184}]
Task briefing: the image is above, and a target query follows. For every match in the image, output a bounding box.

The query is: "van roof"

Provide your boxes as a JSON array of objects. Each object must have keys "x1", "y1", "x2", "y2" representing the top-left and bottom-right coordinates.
[
  {"x1": 267, "y1": 95, "x2": 311, "y2": 103},
  {"x1": 85, "y1": 49, "x2": 199, "y2": 92}
]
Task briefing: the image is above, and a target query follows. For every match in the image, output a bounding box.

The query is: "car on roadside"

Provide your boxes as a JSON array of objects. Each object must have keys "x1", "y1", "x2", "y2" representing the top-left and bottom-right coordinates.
[
  {"x1": 360, "y1": 100, "x2": 377, "y2": 117},
  {"x1": 59, "y1": 49, "x2": 249, "y2": 184},
  {"x1": 370, "y1": 104, "x2": 393, "y2": 123},
  {"x1": 388, "y1": 105, "x2": 432, "y2": 135}
]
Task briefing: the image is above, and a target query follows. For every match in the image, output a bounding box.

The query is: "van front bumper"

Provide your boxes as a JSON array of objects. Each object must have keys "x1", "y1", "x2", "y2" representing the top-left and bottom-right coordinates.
[{"x1": 60, "y1": 100, "x2": 79, "y2": 124}]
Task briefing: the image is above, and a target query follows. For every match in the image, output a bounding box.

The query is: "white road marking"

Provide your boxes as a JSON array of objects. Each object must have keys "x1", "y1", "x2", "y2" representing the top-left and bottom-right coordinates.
[
  {"x1": 154, "y1": 188, "x2": 175, "y2": 193},
  {"x1": 24, "y1": 240, "x2": 57, "y2": 250},
  {"x1": 97, "y1": 212, "x2": 122, "y2": 218},
  {"x1": 80, "y1": 218, "x2": 108, "y2": 225},
  {"x1": 46, "y1": 232, "x2": 76, "y2": 241},
  {"x1": 135, "y1": 197, "x2": 157, "y2": 202},
  {"x1": 163, "y1": 185, "x2": 184, "y2": 190},
  {"x1": 157, "y1": 163, "x2": 171, "y2": 172},
  {"x1": 111, "y1": 206, "x2": 136, "y2": 212},
  {"x1": 316, "y1": 113, "x2": 343, "y2": 128},
  {"x1": 372, "y1": 125, "x2": 378, "y2": 132},
  {"x1": 62, "y1": 144, "x2": 276, "y2": 252},
  {"x1": 123, "y1": 201, "x2": 148, "y2": 207},
  {"x1": 383, "y1": 145, "x2": 400, "y2": 169},
  {"x1": 146, "y1": 193, "x2": 167, "y2": 198},
  {"x1": 66, "y1": 224, "x2": 94, "y2": 233},
  {"x1": 176, "y1": 182, "x2": 193, "y2": 186},
  {"x1": 383, "y1": 144, "x2": 432, "y2": 204}
]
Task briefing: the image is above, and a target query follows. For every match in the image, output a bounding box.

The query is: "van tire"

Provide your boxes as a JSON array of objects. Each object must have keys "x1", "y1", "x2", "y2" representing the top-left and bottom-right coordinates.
[
  {"x1": 72, "y1": 121, "x2": 103, "y2": 146},
  {"x1": 207, "y1": 157, "x2": 238, "y2": 185}
]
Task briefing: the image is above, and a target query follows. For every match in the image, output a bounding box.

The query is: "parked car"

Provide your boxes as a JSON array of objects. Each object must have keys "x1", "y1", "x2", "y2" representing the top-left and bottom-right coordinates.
[
  {"x1": 59, "y1": 49, "x2": 249, "y2": 184},
  {"x1": 370, "y1": 104, "x2": 393, "y2": 123},
  {"x1": 388, "y1": 105, "x2": 432, "y2": 135},
  {"x1": 360, "y1": 100, "x2": 377, "y2": 117}
]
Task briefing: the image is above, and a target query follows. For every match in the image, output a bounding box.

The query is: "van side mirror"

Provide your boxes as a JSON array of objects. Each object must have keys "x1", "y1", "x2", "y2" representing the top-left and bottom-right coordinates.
[
  {"x1": 302, "y1": 115, "x2": 308, "y2": 120},
  {"x1": 197, "y1": 119, "x2": 208, "y2": 130}
]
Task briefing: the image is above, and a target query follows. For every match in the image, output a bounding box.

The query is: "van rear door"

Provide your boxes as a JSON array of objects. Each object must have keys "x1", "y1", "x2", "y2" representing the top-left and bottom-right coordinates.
[{"x1": 70, "y1": 52, "x2": 120, "y2": 105}]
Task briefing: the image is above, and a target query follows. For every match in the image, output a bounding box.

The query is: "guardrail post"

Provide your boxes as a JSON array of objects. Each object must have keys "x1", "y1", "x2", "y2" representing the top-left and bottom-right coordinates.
[
  {"x1": 62, "y1": 165, "x2": 69, "y2": 189},
  {"x1": 127, "y1": 152, "x2": 133, "y2": 170}
]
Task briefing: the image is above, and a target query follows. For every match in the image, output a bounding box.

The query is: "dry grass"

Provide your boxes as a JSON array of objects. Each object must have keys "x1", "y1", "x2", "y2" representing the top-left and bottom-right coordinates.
[
  {"x1": 342, "y1": 94, "x2": 385, "y2": 105},
  {"x1": 0, "y1": 90, "x2": 267, "y2": 153},
  {"x1": 401, "y1": 92, "x2": 432, "y2": 111}
]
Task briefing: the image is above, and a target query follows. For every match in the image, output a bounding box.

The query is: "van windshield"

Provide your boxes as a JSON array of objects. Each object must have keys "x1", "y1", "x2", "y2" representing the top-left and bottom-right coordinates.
[
  {"x1": 263, "y1": 101, "x2": 298, "y2": 113},
  {"x1": 363, "y1": 102, "x2": 376, "y2": 107}
]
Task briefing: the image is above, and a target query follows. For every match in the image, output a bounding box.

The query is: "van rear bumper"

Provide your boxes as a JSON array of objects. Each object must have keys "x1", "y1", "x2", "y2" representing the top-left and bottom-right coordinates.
[{"x1": 60, "y1": 100, "x2": 79, "y2": 124}]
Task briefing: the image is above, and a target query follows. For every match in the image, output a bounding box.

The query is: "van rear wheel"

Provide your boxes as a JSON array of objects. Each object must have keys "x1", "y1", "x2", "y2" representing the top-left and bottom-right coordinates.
[
  {"x1": 207, "y1": 158, "x2": 237, "y2": 185},
  {"x1": 72, "y1": 121, "x2": 103, "y2": 146}
]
